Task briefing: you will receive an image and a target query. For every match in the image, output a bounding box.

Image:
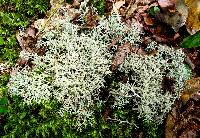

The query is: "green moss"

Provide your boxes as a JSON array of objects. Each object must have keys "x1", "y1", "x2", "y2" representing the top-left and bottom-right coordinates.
[
  {"x1": 0, "y1": 89, "x2": 140, "y2": 137},
  {"x1": 1, "y1": 97, "x2": 62, "y2": 137},
  {"x1": 0, "y1": 0, "x2": 51, "y2": 136},
  {"x1": 0, "y1": 73, "x2": 9, "y2": 86},
  {"x1": 143, "y1": 120, "x2": 165, "y2": 138},
  {"x1": 0, "y1": 0, "x2": 50, "y2": 64},
  {"x1": 90, "y1": 0, "x2": 106, "y2": 15}
]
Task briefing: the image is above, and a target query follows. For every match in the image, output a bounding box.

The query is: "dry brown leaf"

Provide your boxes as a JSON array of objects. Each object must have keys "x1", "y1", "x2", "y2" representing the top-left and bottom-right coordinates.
[
  {"x1": 108, "y1": 37, "x2": 122, "y2": 49},
  {"x1": 184, "y1": 0, "x2": 195, "y2": 7},
  {"x1": 156, "y1": 3, "x2": 188, "y2": 32},
  {"x1": 181, "y1": 77, "x2": 200, "y2": 103},
  {"x1": 114, "y1": 0, "x2": 125, "y2": 10},
  {"x1": 27, "y1": 25, "x2": 37, "y2": 38},
  {"x1": 72, "y1": 0, "x2": 81, "y2": 8},
  {"x1": 111, "y1": 42, "x2": 131, "y2": 71},
  {"x1": 113, "y1": 0, "x2": 125, "y2": 19},
  {"x1": 165, "y1": 96, "x2": 200, "y2": 138},
  {"x1": 131, "y1": 46, "x2": 146, "y2": 55},
  {"x1": 118, "y1": 7, "x2": 126, "y2": 17},
  {"x1": 158, "y1": 0, "x2": 200, "y2": 34},
  {"x1": 85, "y1": 8, "x2": 99, "y2": 28},
  {"x1": 185, "y1": 0, "x2": 200, "y2": 35},
  {"x1": 185, "y1": 55, "x2": 195, "y2": 70},
  {"x1": 158, "y1": 0, "x2": 177, "y2": 11},
  {"x1": 143, "y1": 13, "x2": 154, "y2": 25},
  {"x1": 165, "y1": 77, "x2": 200, "y2": 138},
  {"x1": 111, "y1": 42, "x2": 147, "y2": 71},
  {"x1": 155, "y1": 0, "x2": 188, "y2": 32},
  {"x1": 125, "y1": 2, "x2": 138, "y2": 19}
]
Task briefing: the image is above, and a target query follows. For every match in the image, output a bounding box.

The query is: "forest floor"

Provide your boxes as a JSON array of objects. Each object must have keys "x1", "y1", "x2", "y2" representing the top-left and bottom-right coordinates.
[{"x1": 0, "y1": 0, "x2": 200, "y2": 137}]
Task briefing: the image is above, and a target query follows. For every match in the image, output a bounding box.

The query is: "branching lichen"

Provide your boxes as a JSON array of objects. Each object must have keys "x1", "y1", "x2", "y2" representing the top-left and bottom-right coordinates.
[
  {"x1": 8, "y1": 3, "x2": 191, "y2": 128},
  {"x1": 8, "y1": 9, "x2": 142, "y2": 126},
  {"x1": 113, "y1": 42, "x2": 191, "y2": 123}
]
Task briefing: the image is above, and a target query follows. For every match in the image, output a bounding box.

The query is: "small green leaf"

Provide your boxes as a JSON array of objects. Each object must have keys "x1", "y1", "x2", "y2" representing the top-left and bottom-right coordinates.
[
  {"x1": 181, "y1": 31, "x2": 200, "y2": 48},
  {"x1": 148, "y1": 6, "x2": 160, "y2": 16},
  {"x1": 0, "y1": 37, "x2": 4, "y2": 45}
]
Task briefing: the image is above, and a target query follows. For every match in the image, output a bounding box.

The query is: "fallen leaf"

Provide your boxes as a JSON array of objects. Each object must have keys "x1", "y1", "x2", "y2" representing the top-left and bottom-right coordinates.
[
  {"x1": 108, "y1": 37, "x2": 122, "y2": 49},
  {"x1": 131, "y1": 46, "x2": 146, "y2": 55},
  {"x1": 183, "y1": 47, "x2": 200, "y2": 77},
  {"x1": 165, "y1": 77, "x2": 200, "y2": 137},
  {"x1": 158, "y1": 0, "x2": 177, "y2": 11},
  {"x1": 181, "y1": 77, "x2": 200, "y2": 103},
  {"x1": 16, "y1": 25, "x2": 38, "y2": 53},
  {"x1": 143, "y1": 13, "x2": 154, "y2": 26},
  {"x1": 125, "y1": 3, "x2": 137, "y2": 19},
  {"x1": 155, "y1": 9, "x2": 187, "y2": 32},
  {"x1": 105, "y1": 0, "x2": 113, "y2": 15},
  {"x1": 27, "y1": 25, "x2": 37, "y2": 38},
  {"x1": 157, "y1": 0, "x2": 200, "y2": 34},
  {"x1": 16, "y1": 58, "x2": 28, "y2": 68},
  {"x1": 84, "y1": 8, "x2": 99, "y2": 28},
  {"x1": 184, "y1": 0, "x2": 193, "y2": 7},
  {"x1": 114, "y1": 0, "x2": 125, "y2": 10},
  {"x1": 155, "y1": 0, "x2": 188, "y2": 32},
  {"x1": 148, "y1": 6, "x2": 160, "y2": 16},
  {"x1": 181, "y1": 31, "x2": 200, "y2": 48},
  {"x1": 185, "y1": 0, "x2": 200, "y2": 35},
  {"x1": 152, "y1": 35, "x2": 173, "y2": 43},
  {"x1": 111, "y1": 42, "x2": 131, "y2": 71},
  {"x1": 118, "y1": 6, "x2": 126, "y2": 17},
  {"x1": 185, "y1": 55, "x2": 195, "y2": 70},
  {"x1": 111, "y1": 42, "x2": 147, "y2": 71},
  {"x1": 112, "y1": 0, "x2": 125, "y2": 20},
  {"x1": 165, "y1": 95, "x2": 200, "y2": 138},
  {"x1": 72, "y1": 0, "x2": 80, "y2": 8}
]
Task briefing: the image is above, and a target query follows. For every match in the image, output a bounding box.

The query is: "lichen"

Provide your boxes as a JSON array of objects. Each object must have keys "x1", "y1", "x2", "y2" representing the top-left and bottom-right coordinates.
[
  {"x1": 113, "y1": 42, "x2": 191, "y2": 123},
  {"x1": 8, "y1": 4, "x2": 191, "y2": 128}
]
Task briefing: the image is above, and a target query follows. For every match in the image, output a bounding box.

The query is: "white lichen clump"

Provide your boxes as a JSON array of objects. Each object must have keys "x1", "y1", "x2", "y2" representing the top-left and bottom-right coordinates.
[
  {"x1": 113, "y1": 42, "x2": 191, "y2": 123},
  {"x1": 8, "y1": 5, "x2": 191, "y2": 126},
  {"x1": 8, "y1": 9, "x2": 141, "y2": 124}
]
